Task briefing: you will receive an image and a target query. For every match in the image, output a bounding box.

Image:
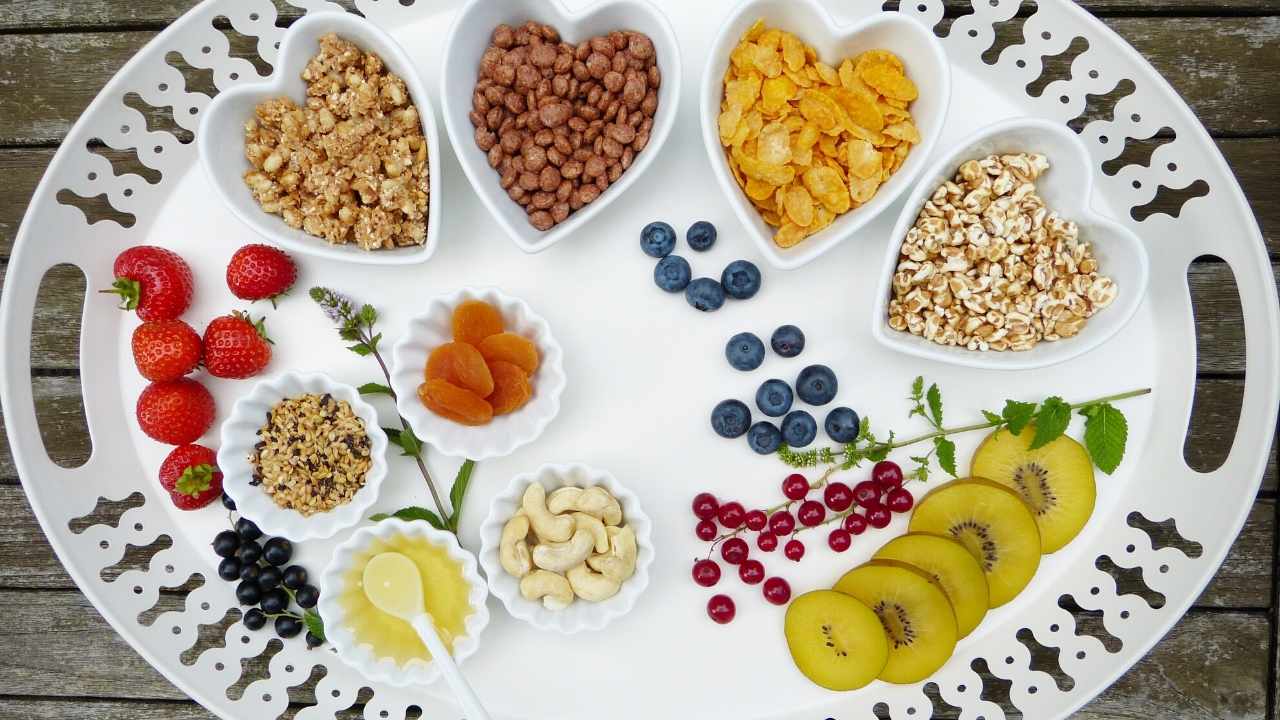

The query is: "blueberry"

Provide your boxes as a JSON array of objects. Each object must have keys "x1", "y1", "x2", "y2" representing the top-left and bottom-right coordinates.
[
  {"x1": 274, "y1": 615, "x2": 303, "y2": 639},
  {"x1": 257, "y1": 565, "x2": 283, "y2": 592},
  {"x1": 711, "y1": 399, "x2": 752, "y2": 439},
  {"x1": 212, "y1": 530, "x2": 240, "y2": 558},
  {"x1": 720, "y1": 260, "x2": 762, "y2": 300},
  {"x1": 235, "y1": 517, "x2": 262, "y2": 541},
  {"x1": 305, "y1": 632, "x2": 325, "y2": 648},
  {"x1": 755, "y1": 379, "x2": 794, "y2": 417},
  {"x1": 243, "y1": 608, "x2": 267, "y2": 631},
  {"x1": 263, "y1": 537, "x2": 293, "y2": 567},
  {"x1": 217, "y1": 557, "x2": 242, "y2": 582},
  {"x1": 781, "y1": 410, "x2": 818, "y2": 448},
  {"x1": 239, "y1": 562, "x2": 262, "y2": 583},
  {"x1": 687, "y1": 220, "x2": 717, "y2": 251},
  {"x1": 771, "y1": 325, "x2": 805, "y2": 358},
  {"x1": 746, "y1": 421, "x2": 783, "y2": 454},
  {"x1": 260, "y1": 589, "x2": 289, "y2": 615},
  {"x1": 237, "y1": 540, "x2": 262, "y2": 565},
  {"x1": 825, "y1": 407, "x2": 861, "y2": 443},
  {"x1": 282, "y1": 565, "x2": 309, "y2": 590},
  {"x1": 685, "y1": 278, "x2": 725, "y2": 312},
  {"x1": 221, "y1": 492, "x2": 237, "y2": 511},
  {"x1": 294, "y1": 585, "x2": 320, "y2": 609},
  {"x1": 640, "y1": 221, "x2": 676, "y2": 257},
  {"x1": 796, "y1": 364, "x2": 838, "y2": 405},
  {"x1": 236, "y1": 579, "x2": 262, "y2": 606},
  {"x1": 653, "y1": 255, "x2": 691, "y2": 292},
  {"x1": 725, "y1": 332, "x2": 765, "y2": 371}
]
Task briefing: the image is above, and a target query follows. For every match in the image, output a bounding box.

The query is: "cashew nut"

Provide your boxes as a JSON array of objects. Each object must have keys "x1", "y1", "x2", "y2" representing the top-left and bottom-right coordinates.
[
  {"x1": 531, "y1": 529, "x2": 595, "y2": 573},
  {"x1": 499, "y1": 513, "x2": 533, "y2": 578},
  {"x1": 519, "y1": 570, "x2": 574, "y2": 610},
  {"x1": 546, "y1": 486, "x2": 583, "y2": 515},
  {"x1": 566, "y1": 563, "x2": 621, "y2": 602},
  {"x1": 521, "y1": 483, "x2": 574, "y2": 542},
  {"x1": 569, "y1": 486, "x2": 624, "y2": 526},
  {"x1": 572, "y1": 512, "x2": 610, "y2": 554},
  {"x1": 587, "y1": 525, "x2": 638, "y2": 583}
]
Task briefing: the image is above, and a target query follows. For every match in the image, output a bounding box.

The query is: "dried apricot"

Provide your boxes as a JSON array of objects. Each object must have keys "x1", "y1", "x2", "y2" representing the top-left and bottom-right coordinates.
[
  {"x1": 478, "y1": 332, "x2": 540, "y2": 374},
  {"x1": 425, "y1": 341, "x2": 493, "y2": 396},
  {"x1": 486, "y1": 360, "x2": 532, "y2": 415},
  {"x1": 418, "y1": 379, "x2": 493, "y2": 426},
  {"x1": 452, "y1": 300, "x2": 505, "y2": 346}
]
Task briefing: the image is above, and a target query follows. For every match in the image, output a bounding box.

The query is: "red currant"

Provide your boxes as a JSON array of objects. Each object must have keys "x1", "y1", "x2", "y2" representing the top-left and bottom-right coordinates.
[
  {"x1": 756, "y1": 532, "x2": 779, "y2": 552},
  {"x1": 843, "y1": 513, "x2": 868, "y2": 535},
  {"x1": 692, "y1": 559, "x2": 721, "y2": 587},
  {"x1": 797, "y1": 500, "x2": 826, "y2": 527},
  {"x1": 887, "y1": 487, "x2": 915, "y2": 513},
  {"x1": 828, "y1": 528, "x2": 852, "y2": 552},
  {"x1": 768, "y1": 510, "x2": 796, "y2": 536},
  {"x1": 823, "y1": 482, "x2": 854, "y2": 512},
  {"x1": 744, "y1": 509, "x2": 768, "y2": 531},
  {"x1": 872, "y1": 460, "x2": 904, "y2": 488},
  {"x1": 720, "y1": 537, "x2": 749, "y2": 565},
  {"x1": 695, "y1": 519, "x2": 718, "y2": 541},
  {"x1": 738, "y1": 559, "x2": 766, "y2": 585},
  {"x1": 763, "y1": 577, "x2": 792, "y2": 605},
  {"x1": 781, "y1": 473, "x2": 810, "y2": 501},
  {"x1": 866, "y1": 503, "x2": 892, "y2": 529},
  {"x1": 853, "y1": 480, "x2": 880, "y2": 507},
  {"x1": 784, "y1": 539, "x2": 805, "y2": 562},
  {"x1": 707, "y1": 594, "x2": 736, "y2": 624},
  {"x1": 717, "y1": 501, "x2": 746, "y2": 529},
  {"x1": 691, "y1": 492, "x2": 719, "y2": 521}
]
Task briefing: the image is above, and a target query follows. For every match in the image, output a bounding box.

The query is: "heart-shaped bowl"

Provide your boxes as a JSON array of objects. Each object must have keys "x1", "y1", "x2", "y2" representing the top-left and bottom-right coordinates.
[
  {"x1": 389, "y1": 287, "x2": 566, "y2": 461},
  {"x1": 439, "y1": 0, "x2": 682, "y2": 253},
  {"x1": 700, "y1": 0, "x2": 951, "y2": 271},
  {"x1": 870, "y1": 117, "x2": 1151, "y2": 370},
  {"x1": 197, "y1": 12, "x2": 443, "y2": 265}
]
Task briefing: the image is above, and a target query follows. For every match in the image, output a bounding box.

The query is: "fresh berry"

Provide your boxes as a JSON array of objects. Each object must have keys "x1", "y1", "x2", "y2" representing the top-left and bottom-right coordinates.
[
  {"x1": 853, "y1": 480, "x2": 881, "y2": 508},
  {"x1": 828, "y1": 529, "x2": 853, "y2": 552},
  {"x1": 795, "y1": 364, "x2": 838, "y2": 405},
  {"x1": 823, "y1": 482, "x2": 854, "y2": 512},
  {"x1": 781, "y1": 410, "x2": 817, "y2": 447},
  {"x1": 260, "y1": 589, "x2": 289, "y2": 614},
  {"x1": 725, "y1": 332, "x2": 765, "y2": 371},
  {"x1": 781, "y1": 473, "x2": 810, "y2": 501},
  {"x1": 763, "y1": 577, "x2": 792, "y2": 605},
  {"x1": 711, "y1": 399, "x2": 751, "y2": 439},
  {"x1": 243, "y1": 608, "x2": 267, "y2": 631},
  {"x1": 691, "y1": 493, "x2": 719, "y2": 521},
  {"x1": 685, "y1": 278, "x2": 725, "y2": 312},
  {"x1": 738, "y1": 559, "x2": 766, "y2": 585},
  {"x1": 695, "y1": 519, "x2": 718, "y2": 541},
  {"x1": 212, "y1": 530, "x2": 241, "y2": 558},
  {"x1": 294, "y1": 585, "x2": 319, "y2": 609},
  {"x1": 824, "y1": 406, "x2": 861, "y2": 443},
  {"x1": 757, "y1": 532, "x2": 779, "y2": 552},
  {"x1": 258, "y1": 565, "x2": 283, "y2": 592},
  {"x1": 746, "y1": 421, "x2": 782, "y2": 454},
  {"x1": 654, "y1": 254, "x2": 692, "y2": 292},
  {"x1": 707, "y1": 594, "x2": 736, "y2": 624},
  {"x1": 716, "y1": 501, "x2": 746, "y2": 529},
  {"x1": 640, "y1": 221, "x2": 676, "y2": 257},
  {"x1": 865, "y1": 503, "x2": 892, "y2": 529},
  {"x1": 237, "y1": 540, "x2": 263, "y2": 565},
  {"x1": 241, "y1": 565, "x2": 262, "y2": 584},
  {"x1": 797, "y1": 500, "x2": 826, "y2": 527},
  {"x1": 770, "y1": 325, "x2": 805, "y2": 358},
  {"x1": 203, "y1": 312, "x2": 272, "y2": 379},
  {"x1": 158, "y1": 444, "x2": 222, "y2": 510},
  {"x1": 235, "y1": 517, "x2": 262, "y2": 540},
  {"x1": 784, "y1": 539, "x2": 806, "y2": 562},
  {"x1": 221, "y1": 492, "x2": 237, "y2": 511},
  {"x1": 743, "y1": 509, "x2": 768, "y2": 531},
  {"x1": 721, "y1": 260, "x2": 761, "y2": 300},
  {"x1": 768, "y1": 510, "x2": 796, "y2": 536},
  {"x1": 305, "y1": 632, "x2": 324, "y2": 648},
  {"x1": 218, "y1": 557, "x2": 242, "y2": 581},
  {"x1": 282, "y1": 565, "x2": 308, "y2": 590},
  {"x1": 872, "y1": 460, "x2": 905, "y2": 488},
  {"x1": 275, "y1": 615, "x2": 304, "y2": 639},
  {"x1": 720, "y1": 537, "x2": 749, "y2": 565},
  {"x1": 104, "y1": 245, "x2": 194, "y2": 321},
  {"x1": 844, "y1": 513, "x2": 868, "y2": 535},
  {"x1": 755, "y1": 379, "x2": 793, "y2": 418},
  {"x1": 226, "y1": 244, "x2": 297, "y2": 305},
  {"x1": 887, "y1": 487, "x2": 915, "y2": 513},
  {"x1": 136, "y1": 378, "x2": 215, "y2": 445},
  {"x1": 687, "y1": 220, "x2": 717, "y2": 251},
  {"x1": 692, "y1": 559, "x2": 721, "y2": 587},
  {"x1": 263, "y1": 537, "x2": 293, "y2": 566},
  {"x1": 132, "y1": 320, "x2": 202, "y2": 382},
  {"x1": 236, "y1": 579, "x2": 262, "y2": 605}
]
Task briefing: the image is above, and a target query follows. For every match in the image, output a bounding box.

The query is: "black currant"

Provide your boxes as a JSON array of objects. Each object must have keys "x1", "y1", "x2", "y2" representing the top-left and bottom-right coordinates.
[
  {"x1": 235, "y1": 517, "x2": 262, "y2": 541},
  {"x1": 294, "y1": 585, "x2": 319, "y2": 609},
  {"x1": 260, "y1": 589, "x2": 289, "y2": 615},
  {"x1": 212, "y1": 530, "x2": 240, "y2": 558},
  {"x1": 236, "y1": 579, "x2": 262, "y2": 606},
  {"x1": 262, "y1": 537, "x2": 293, "y2": 567},
  {"x1": 275, "y1": 615, "x2": 303, "y2": 639},
  {"x1": 305, "y1": 632, "x2": 324, "y2": 648},
  {"x1": 257, "y1": 565, "x2": 282, "y2": 592},
  {"x1": 282, "y1": 565, "x2": 308, "y2": 590},
  {"x1": 221, "y1": 492, "x2": 237, "y2": 511},
  {"x1": 237, "y1": 540, "x2": 262, "y2": 565},
  {"x1": 217, "y1": 557, "x2": 242, "y2": 582},
  {"x1": 239, "y1": 563, "x2": 261, "y2": 583},
  {"x1": 243, "y1": 608, "x2": 266, "y2": 631}
]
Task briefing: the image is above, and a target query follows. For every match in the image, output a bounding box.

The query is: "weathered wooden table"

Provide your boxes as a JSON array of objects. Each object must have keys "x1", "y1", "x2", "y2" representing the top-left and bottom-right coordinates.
[{"x1": 0, "y1": 1, "x2": 1276, "y2": 718}]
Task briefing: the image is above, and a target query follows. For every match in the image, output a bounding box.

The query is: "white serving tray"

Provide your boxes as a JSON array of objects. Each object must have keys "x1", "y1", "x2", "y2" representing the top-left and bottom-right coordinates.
[{"x1": 0, "y1": 0, "x2": 1276, "y2": 719}]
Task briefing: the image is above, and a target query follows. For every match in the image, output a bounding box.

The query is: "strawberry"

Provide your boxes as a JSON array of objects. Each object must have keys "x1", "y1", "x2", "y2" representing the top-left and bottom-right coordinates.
[
  {"x1": 132, "y1": 319, "x2": 202, "y2": 381},
  {"x1": 103, "y1": 246, "x2": 194, "y2": 321},
  {"x1": 159, "y1": 444, "x2": 223, "y2": 510},
  {"x1": 226, "y1": 244, "x2": 297, "y2": 306},
  {"x1": 136, "y1": 378, "x2": 215, "y2": 445},
  {"x1": 203, "y1": 312, "x2": 272, "y2": 379}
]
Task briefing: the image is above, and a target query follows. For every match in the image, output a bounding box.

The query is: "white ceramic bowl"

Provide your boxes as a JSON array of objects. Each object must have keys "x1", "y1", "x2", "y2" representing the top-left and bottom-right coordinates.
[
  {"x1": 389, "y1": 287, "x2": 566, "y2": 460},
  {"x1": 700, "y1": 0, "x2": 951, "y2": 271},
  {"x1": 217, "y1": 372, "x2": 388, "y2": 541},
  {"x1": 440, "y1": 0, "x2": 682, "y2": 253},
  {"x1": 870, "y1": 117, "x2": 1151, "y2": 370},
  {"x1": 478, "y1": 463, "x2": 654, "y2": 634},
  {"x1": 317, "y1": 518, "x2": 491, "y2": 688},
  {"x1": 197, "y1": 12, "x2": 443, "y2": 265}
]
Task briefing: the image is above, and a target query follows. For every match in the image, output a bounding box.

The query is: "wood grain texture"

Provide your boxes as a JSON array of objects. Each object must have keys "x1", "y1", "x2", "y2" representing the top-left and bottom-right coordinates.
[{"x1": 0, "y1": 698, "x2": 216, "y2": 720}]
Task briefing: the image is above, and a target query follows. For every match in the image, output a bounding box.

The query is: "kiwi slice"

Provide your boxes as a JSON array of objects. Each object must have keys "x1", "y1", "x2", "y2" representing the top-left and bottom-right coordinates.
[
  {"x1": 873, "y1": 532, "x2": 990, "y2": 639},
  {"x1": 908, "y1": 479, "x2": 1041, "y2": 608},
  {"x1": 833, "y1": 561, "x2": 958, "y2": 684},
  {"x1": 784, "y1": 590, "x2": 889, "y2": 691},
  {"x1": 971, "y1": 427, "x2": 1096, "y2": 553}
]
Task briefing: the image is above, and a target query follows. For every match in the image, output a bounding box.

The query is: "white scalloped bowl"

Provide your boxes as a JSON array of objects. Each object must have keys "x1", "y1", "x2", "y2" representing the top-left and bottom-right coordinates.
[
  {"x1": 317, "y1": 518, "x2": 491, "y2": 688},
  {"x1": 439, "y1": 0, "x2": 682, "y2": 253},
  {"x1": 197, "y1": 12, "x2": 443, "y2": 265},
  {"x1": 389, "y1": 287, "x2": 566, "y2": 460},
  {"x1": 700, "y1": 0, "x2": 951, "y2": 270},
  {"x1": 217, "y1": 372, "x2": 388, "y2": 541},
  {"x1": 478, "y1": 463, "x2": 655, "y2": 634},
  {"x1": 870, "y1": 117, "x2": 1151, "y2": 370}
]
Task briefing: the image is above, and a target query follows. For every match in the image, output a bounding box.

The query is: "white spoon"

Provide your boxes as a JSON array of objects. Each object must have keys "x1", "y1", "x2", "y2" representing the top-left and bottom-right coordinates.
[{"x1": 362, "y1": 552, "x2": 492, "y2": 720}]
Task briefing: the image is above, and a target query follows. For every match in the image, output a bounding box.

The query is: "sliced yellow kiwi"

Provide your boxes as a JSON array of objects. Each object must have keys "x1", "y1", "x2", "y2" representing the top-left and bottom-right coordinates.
[
  {"x1": 873, "y1": 532, "x2": 990, "y2": 639},
  {"x1": 784, "y1": 590, "x2": 889, "y2": 691},
  {"x1": 907, "y1": 479, "x2": 1041, "y2": 608},
  {"x1": 971, "y1": 427, "x2": 1096, "y2": 554},
  {"x1": 833, "y1": 561, "x2": 958, "y2": 684}
]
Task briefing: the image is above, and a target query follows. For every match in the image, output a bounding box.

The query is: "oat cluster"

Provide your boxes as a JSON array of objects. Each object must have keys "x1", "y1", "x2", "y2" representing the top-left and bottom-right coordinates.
[
  {"x1": 887, "y1": 153, "x2": 1117, "y2": 352},
  {"x1": 252, "y1": 393, "x2": 372, "y2": 516},
  {"x1": 243, "y1": 33, "x2": 429, "y2": 251}
]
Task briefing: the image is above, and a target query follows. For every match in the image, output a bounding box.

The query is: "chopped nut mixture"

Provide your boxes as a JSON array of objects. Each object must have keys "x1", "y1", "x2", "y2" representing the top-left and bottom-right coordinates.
[
  {"x1": 887, "y1": 153, "x2": 1117, "y2": 352},
  {"x1": 252, "y1": 393, "x2": 372, "y2": 515},
  {"x1": 243, "y1": 33, "x2": 429, "y2": 251}
]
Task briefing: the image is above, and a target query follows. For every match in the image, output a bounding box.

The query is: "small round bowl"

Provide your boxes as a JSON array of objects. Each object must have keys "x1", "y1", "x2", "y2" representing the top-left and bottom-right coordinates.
[
  {"x1": 870, "y1": 117, "x2": 1150, "y2": 370},
  {"x1": 389, "y1": 287, "x2": 566, "y2": 461},
  {"x1": 217, "y1": 372, "x2": 388, "y2": 541},
  {"x1": 197, "y1": 12, "x2": 443, "y2": 265},
  {"x1": 318, "y1": 518, "x2": 490, "y2": 688},
  {"x1": 478, "y1": 463, "x2": 655, "y2": 634}
]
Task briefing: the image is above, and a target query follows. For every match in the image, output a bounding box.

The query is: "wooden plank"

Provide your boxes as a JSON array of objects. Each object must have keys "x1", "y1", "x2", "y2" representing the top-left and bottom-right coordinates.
[{"x1": 0, "y1": 698, "x2": 214, "y2": 720}]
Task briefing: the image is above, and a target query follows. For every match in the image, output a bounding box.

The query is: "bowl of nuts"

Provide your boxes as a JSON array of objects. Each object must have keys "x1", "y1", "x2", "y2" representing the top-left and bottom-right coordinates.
[
  {"x1": 440, "y1": 0, "x2": 681, "y2": 253},
  {"x1": 198, "y1": 12, "x2": 442, "y2": 265},
  {"x1": 871, "y1": 117, "x2": 1150, "y2": 370}
]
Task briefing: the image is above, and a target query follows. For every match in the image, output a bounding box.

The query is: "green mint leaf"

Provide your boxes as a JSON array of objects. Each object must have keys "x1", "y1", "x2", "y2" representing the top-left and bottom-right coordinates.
[
  {"x1": 339, "y1": 327, "x2": 362, "y2": 342},
  {"x1": 397, "y1": 426, "x2": 422, "y2": 457},
  {"x1": 303, "y1": 610, "x2": 325, "y2": 643},
  {"x1": 982, "y1": 410, "x2": 1003, "y2": 425},
  {"x1": 347, "y1": 343, "x2": 373, "y2": 356},
  {"x1": 383, "y1": 427, "x2": 402, "y2": 444},
  {"x1": 911, "y1": 376, "x2": 924, "y2": 401},
  {"x1": 368, "y1": 332, "x2": 382, "y2": 352},
  {"x1": 369, "y1": 506, "x2": 446, "y2": 530},
  {"x1": 175, "y1": 464, "x2": 216, "y2": 497},
  {"x1": 926, "y1": 383, "x2": 944, "y2": 427},
  {"x1": 449, "y1": 459, "x2": 476, "y2": 527},
  {"x1": 1081, "y1": 402, "x2": 1128, "y2": 474},
  {"x1": 1002, "y1": 400, "x2": 1037, "y2": 435},
  {"x1": 360, "y1": 304, "x2": 377, "y2": 326},
  {"x1": 934, "y1": 436, "x2": 957, "y2": 477},
  {"x1": 358, "y1": 382, "x2": 393, "y2": 396},
  {"x1": 1030, "y1": 396, "x2": 1071, "y2": 450}
]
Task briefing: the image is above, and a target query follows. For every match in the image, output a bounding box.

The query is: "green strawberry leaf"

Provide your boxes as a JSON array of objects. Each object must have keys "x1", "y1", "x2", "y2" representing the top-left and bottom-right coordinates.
[
  {"x1": 100, "y1": 278, "x2": 141, "y2": 311},
  {"x1": 1081, "y1": 402, "x2": 1128, "y2": 474},
  {"x1": 1030, "y1": 396, "x2": 1071, "y2": 450},
  {"x1": 449, "y1": 460, "x2": 476, "y2": 528},
  {"x1": 175, "y1": 464, "x2": 216, "y2": 497},
  {"x1": 1001, "y1": 400, "x2": 1037, "y2": 435},
  {"x1": 934, "y1": 436, "x2": 958, "y2": 477},
  {"x1": 358, "y1": 382, "x2": 393, "y2": 396},
  {"x1": 303, "y1": 610, "x2": 326, "y2": 643},
  {"x1": 926, "y1": 383, "x2": 944, "y2": 427},
  {"x1": 369, "y1": 506, "x2": 446, "y2": 530}
]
